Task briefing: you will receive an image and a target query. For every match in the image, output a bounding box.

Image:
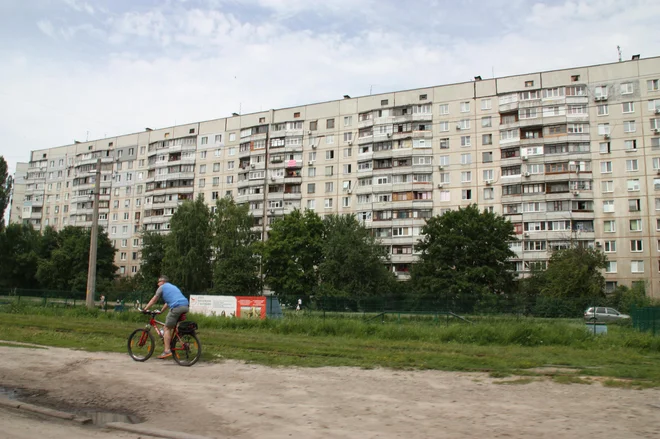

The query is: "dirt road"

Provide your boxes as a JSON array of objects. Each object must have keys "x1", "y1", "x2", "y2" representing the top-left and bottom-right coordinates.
[{"x1": 0, "y1": 343, "x2": 659, "y2": 439}]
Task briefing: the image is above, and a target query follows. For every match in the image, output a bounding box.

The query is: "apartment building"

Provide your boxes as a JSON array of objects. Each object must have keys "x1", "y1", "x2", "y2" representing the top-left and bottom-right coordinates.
[
  {"x1": 8, "y1": 162, "x2": 28, "y2": 224},
  {"x1": 12, "y1": 56, "x2": 660, "y2": 297}
]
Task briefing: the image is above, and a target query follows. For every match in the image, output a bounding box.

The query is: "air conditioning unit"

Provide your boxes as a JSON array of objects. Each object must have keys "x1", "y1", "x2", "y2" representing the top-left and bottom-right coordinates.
[
  {"x1": 655, "y1": 108, "x2": 660, "y2": 115},
  {"x1": 347, "y1": 188, "x2": 353, "y2": 194},
  {"x1": 656, "y1": 169, "x2": 660, "y2": 175},
  {"x1": 437, "y1": 183, "x2": 444, "y2": 189},
  {"x1": 438, "y1": 165, "x2": 444, "y2": 170},
  {"x1": 311, "y1": 144, "x2": 317, "y2": 149},
  {"x1": 654, "y1": 128, "x2": 660, "y2": 134},
  {"x1": 604, "y1": 134, "x2": 610, "y2": 139},
  {"x1": 595, "y1": 241, "x2": 602, "y2": 247},
  {"x1": 308, "y1": 161, "x2": 314, "y2": 166},
  {"x1": 573, "y1": 190, "x2": 580, "y2": 196},
  {"x1": 522, "y1": 155, "x2": 528, "y2": 161},
  {"x1": 523, "y1": 232, "x2": 530, "y2": 237},
  {"x1": 307, "y1": 130, "x2": 312, "y2": 135},
  {"x1": 485, "y1": 180, "x2": 493, "y2": 185},
  {"x1": 270, "y1": 176, "x2": 276, "y2": 181},
  {"x1": 455, "y1": 124, "x2": 462, "y2": 130},
  {"x1": 348, "y1": 140, "x2": 353, "y2": 145},
  {"x1": 524, "y1": 172, "x2": 530, "y2": 177},
  {"x1": 250, "y1": 164, "x2": 255, "y2": 169},
  {"x1": 386, "y1": 133, "x2": 392, "y2": 138}
]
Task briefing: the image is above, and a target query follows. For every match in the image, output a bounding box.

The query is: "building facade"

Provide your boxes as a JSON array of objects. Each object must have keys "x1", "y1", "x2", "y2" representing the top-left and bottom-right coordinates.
[{"x1": 12, "y1": 56, "x2": 660, "y2": 297}]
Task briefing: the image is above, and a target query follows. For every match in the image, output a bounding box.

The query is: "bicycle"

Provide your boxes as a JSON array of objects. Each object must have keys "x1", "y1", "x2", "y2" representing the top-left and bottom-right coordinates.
[{"x1": 127, "y1": 309, "x2": 202, "y2": 366}]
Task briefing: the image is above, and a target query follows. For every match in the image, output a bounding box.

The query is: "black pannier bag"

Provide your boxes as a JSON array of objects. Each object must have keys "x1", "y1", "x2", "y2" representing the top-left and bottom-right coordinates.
[{"x1": 178, "y1": 321, "x2": 198, "y2": 334}]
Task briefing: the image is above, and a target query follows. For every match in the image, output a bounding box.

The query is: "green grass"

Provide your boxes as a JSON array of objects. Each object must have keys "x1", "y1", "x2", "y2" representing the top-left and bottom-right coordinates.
[
  {"x1": 494, "y1": 378, "x2": 537, "y2": 385},
  {"x1": 1, "y1": 303, "x2": 659, "y2": 386},
  {"x1": 552, "y1": 375, "x2": 592, "y2": 385}
]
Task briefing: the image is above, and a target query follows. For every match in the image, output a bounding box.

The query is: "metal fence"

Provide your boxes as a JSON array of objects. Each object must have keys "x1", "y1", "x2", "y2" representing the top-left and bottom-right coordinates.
[{"x1": 631, "y1": 306, "x2": 660, "y2": 336}]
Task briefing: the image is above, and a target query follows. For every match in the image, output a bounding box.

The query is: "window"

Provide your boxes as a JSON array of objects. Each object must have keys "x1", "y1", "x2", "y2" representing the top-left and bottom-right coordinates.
[
  {"x1": 226, "y1": 175, "x2": 234, "y2": 184},
  {"x1": 631, "y1": 240, "x2": 643, "y2": 252},
  {"x1": 631, "y1": 260, "x2": 645, "y2": 273},
  {"x1": 605, "y1": 261, "x2": 617, "y2": 273},
  {"x1": 229, "y1": 133, "x2": 236, "y2": 141},
  {"x1": 215, "y1": 134, "x2": 222, "y2": 143},
  {"x1": 307, "y1": 183, "x2": 315, "y2": 194},
  {"x1": 596, "y1": 104, "x2": 608, "y2": 116},
  {"x1": 460, "y1": 153, "x2": 472, "y2": 165},
  {"x1": 326, "y1": 119, "x2": 335, "y2": 129},
  {"x1": 604, "y1": 241, "x2": 616, "y2": 253},
  {"x1": 599, "y1": 142, "x2": 611, "y2": 154},
  {"x1": 461, "y1": 171, "x2": 472, "y2": 183},
  {"x1": 623, "y1": 121, "x2": 636, "y2": 133},
  {"x1": 326, "y1": 135, "x2": 334, "y2": 144},
  {"x1": 198, "y1": 178, "x2": 206, "y2": 188},
  {"x1": 199, "y1": 164, "x2": 206, "y2": 174},
  {"x1": 594, "y1": 85, "x2": 608, "y2": 99},
  {"x1": 648, "y1": 79, "x2": 659, "y2": 92},
  {"x1": 603, "y1": 220, "x2": 616, "y2": 233},
  {"x1": 482, "y1": 134, "x2": 492, "y2": 145},
  {"x1": 439, "y1": 104, "x2": 449, "y2": 115},
  {"x1": 439, "y1": 138, "x2": 449, "y2": 149},
  {"x1": 201, "y1": 136, "x2": 208, "y2": 145},
  {"x1": 482, "y1": 151, "x2": 493, "y2": 163},
  {"x1": 654, "y1": 158, "x2": 660, "y2": 171},
  {"x1": 621, "y1": 82, "x2": 633, "y2": 95},
  {"x1": 481, "y1": 99, "x2": 491, "y2": 110},
  {"x1": 626, "y1": 159, "x2": 639, "y2": 171},
  {"x1": 462, "y1": 189, "x2": 472, "y2": 200},
  {"x1": 524, "y1": 80, "x2": 534, "y2": 87},
  {"x1": 458, "y1": 119, "x2": 470, "y2": 130},
  {"x1": 439, "y1": 121, "x2": 449, "y2": 131},
  {"x1": 325, "y1": 166, "x2": 333, "y2": 176},
  {"x1": 483, "y1": 187, "x2": 494, "y2": 200},
  {"x1": 308, "y1": 167, "x2": 316, "y2": 177},
  {"x1": 602, "y1": 200, "x2": 614, "y2": 213},
  {"x1": 600, "y1": 161, "x2": 612, "y2": 173},
  {"x1": 483, "y1": 169, "x2": 494, "y2": 181},
  {"x1": 324, "y1": 198, "x2": 333, "y2": 208},
  {"x1": 460, "y1": 102, "x2": 470, "y2": 113},
  {"x1": 627, "y1": 179, "x2": 640, "y2": 191},
  {"x1": 625, "y1": 140, "x2": 637, "y2": 151},
  {"x1": 460, "y1": 136, "x2": 471, "y2": 147},
  {"x1": 325, "y1": 182, "x2": 334, "y2": 192},
  {"x1": 622, "y1": 102, "x2": 635, "y2": 113},
  {"x1": 598, "y1": 123, "x2": 610, "y2": 136},
  {"x1": 630, "y1": 219, "x2": 642, "y2": 231},
  {"x1": 419, "y1": 94, "x2": 428, "y2": 101},
  {"x1": 380, "y1": 99, "x2": 388, "y2": 106},
  {"x1": 344, "y1": 132, "x2": 353, "y2": 143}
]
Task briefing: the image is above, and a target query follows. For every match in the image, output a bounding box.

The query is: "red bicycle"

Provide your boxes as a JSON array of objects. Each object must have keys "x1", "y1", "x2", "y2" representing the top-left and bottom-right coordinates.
[{"x1": 127, "y1": 309, "x2": 202, "y2": 366}]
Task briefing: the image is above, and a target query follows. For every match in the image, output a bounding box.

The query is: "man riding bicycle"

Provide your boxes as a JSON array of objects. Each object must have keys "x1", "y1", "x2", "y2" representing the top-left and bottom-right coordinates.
[{"x1": 143, "y1": 275, "x2": 189, "y2": 359}]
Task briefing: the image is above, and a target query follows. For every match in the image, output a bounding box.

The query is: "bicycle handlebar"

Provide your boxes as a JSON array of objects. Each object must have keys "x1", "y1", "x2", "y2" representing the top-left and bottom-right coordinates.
[{"x1": 137, "y1": 308, "x2": 162, "y2": 316}]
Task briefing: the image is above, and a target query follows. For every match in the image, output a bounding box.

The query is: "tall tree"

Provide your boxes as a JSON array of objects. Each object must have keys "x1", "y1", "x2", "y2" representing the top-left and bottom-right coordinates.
[
  {"x1": 0, "y1": 156, "x2": 12, "y2": 231},
  {"x1": 0, "y1": 223, "x2": 41, "y2": 289},
  {"x1": 261, "y1": 209, "x2": 324, "y2": 303},
  {"x1": 211, "y1": 197, "x2": 260, "y2": 296},
  {"x1": 136, "y1": 230, "x2": 167, "y2": 293},
  {"x1": 36, "y1": 226, "x2": 117, "y2": 292},
  {"x1": 412, "y1": 205, "x2": 517, "y2": 307},
  {"x1": 162, "y1": 195, "x2": 212, "y2": 293},
  {"x1": 318, "y1": 214, "x2": 395, "y2": 297},
  {"x1": 533, "y1": 246, "x2": 607, "y2": 300}
]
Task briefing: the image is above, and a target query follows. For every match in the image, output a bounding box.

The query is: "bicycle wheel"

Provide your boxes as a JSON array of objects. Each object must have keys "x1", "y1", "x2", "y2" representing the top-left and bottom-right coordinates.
[
  {"x1": 172, "y1": 332, "x2": 201, "y2": 366},
  {"x1": 127, "y1": 329, "x2": 155, "y2": 361}
]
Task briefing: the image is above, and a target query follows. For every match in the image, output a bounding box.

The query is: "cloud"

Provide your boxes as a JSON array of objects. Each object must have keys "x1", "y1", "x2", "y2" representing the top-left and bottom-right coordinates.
[
  {"x1": 62, "y1": 0, "x2": 95, "y2": 15},
  {"x1": 36, "y1": 19, "x2": 56, "y2": 38}
]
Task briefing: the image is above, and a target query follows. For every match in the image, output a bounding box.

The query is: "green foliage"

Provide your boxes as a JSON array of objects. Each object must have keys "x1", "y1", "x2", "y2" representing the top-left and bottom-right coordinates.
[
  {"x1": 261, "y1": 209, "x2": 324, "y2": 303},
  {"x1": 35, "y1": 226, "x2": 117, "y2": 292},
  {"x1": 607, "y1": 282, "x2": 658, "y2": 314},
  {"x1": 0, "y1": 223, "x2": 41, "y2": 289},
  {"x1": 412, "y1": 205, "x2": 517, "y2": 307},
  {"x1": 532, "y1": 246, "x2": 607, "y2": 300},
  {"x1": 317, "y1": 214, "x2": 396, "y2": 298},
  {"x1": 0, "y1": 156, "x2": 11, "y2": 231},
  {"x1": 136, "y1": 230, "x2": 167, "y2": 293},
  {"x1": 162, "y1": 195, "x2": 212, "y2": 293},
  {"x1": 211, "y1": 197, "x2": 260, "y2": 296}
]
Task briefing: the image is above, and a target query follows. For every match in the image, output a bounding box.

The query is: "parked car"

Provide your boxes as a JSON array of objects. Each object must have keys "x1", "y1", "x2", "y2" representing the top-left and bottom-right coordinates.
[{"x1": 584, "y1": 307, "x2": 630, "y2": 322}]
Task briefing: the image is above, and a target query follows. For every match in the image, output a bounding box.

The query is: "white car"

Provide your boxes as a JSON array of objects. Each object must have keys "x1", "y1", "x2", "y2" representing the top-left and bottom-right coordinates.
[{"x1": 584, "y1": 307, "x2": 630, "y2": 322}]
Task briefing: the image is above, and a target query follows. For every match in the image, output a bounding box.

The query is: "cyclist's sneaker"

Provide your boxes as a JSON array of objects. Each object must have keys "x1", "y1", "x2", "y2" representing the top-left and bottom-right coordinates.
[{"x1": 157, "y1": 351, "x2": 172, "y2": 359}]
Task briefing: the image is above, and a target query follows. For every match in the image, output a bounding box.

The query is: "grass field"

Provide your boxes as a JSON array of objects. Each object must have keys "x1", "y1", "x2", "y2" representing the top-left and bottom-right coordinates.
[{"x1": 1, "y1": 302, "x2": 659, "y2": 388}]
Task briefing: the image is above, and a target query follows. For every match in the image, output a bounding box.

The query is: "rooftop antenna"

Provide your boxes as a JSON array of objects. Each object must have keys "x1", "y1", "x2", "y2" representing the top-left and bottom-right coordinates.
[
  {"x1": 617, "y1": 45, "x2": 622, "y2": 62},
  {"x1": 369, "y1": 85, "x2": 373, "y2": 95}
]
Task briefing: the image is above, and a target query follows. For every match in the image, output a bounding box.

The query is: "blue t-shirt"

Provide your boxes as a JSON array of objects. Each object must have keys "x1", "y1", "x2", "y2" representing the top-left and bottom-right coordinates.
[{"x1": 156, "y1": 283, "x2": 189, "y2": 308}]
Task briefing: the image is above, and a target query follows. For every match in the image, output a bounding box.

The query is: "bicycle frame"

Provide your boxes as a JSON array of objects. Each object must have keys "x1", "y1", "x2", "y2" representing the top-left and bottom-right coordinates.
[{"x1": 137, "y1": 311, "x2": 188, "y2": 353}]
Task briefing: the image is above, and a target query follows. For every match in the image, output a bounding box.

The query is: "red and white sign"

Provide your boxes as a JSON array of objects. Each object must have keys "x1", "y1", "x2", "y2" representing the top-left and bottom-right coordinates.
[{"x1": 189, "y1": 295, "x2": 267, "y2": 319}]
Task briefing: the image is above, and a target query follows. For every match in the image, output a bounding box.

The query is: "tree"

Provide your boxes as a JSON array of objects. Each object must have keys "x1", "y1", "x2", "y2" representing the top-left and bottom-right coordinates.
[
  {"x1": 261, "y1": 209, "x2": 324, "y2": 303},
  {"x1": 36, "y1": 226, "x2": 117, "y2": 292},
  {"x1": 211, "y1": 197, "x2": 260, "y2": 296},
  {"x1": 412, "y1": 205, "x2": 517, "y2": 308},
  {"x1": 317, "y1": 214, "x2": 395, "y2": 297},
  {"x1": 534, "y1": 246, "x2": 607, "y2": 300},
  {"x1": 0, "y1": 156, "x2": 12, "y2": 231},
  {"x1": 136, "y1": 230, "x2": 167, "y2": 293},
  {"x1": 0, "y1": 223, "x2": 41, "y2": 289},
  {"x1": 162, "y1": 195, "x2": 212, "y2": 293}
]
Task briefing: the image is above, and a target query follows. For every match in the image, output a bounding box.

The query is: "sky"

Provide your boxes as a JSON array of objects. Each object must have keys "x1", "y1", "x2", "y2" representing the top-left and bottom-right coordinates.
[{"x1": 1, "y1": 0, "x2": 660, "y2": 176}]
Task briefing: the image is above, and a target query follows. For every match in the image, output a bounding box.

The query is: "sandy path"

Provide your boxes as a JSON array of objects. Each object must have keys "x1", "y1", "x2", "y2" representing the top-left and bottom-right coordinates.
[{"x1": 0, "y1": 344, "x2": 659, "y2": 439}]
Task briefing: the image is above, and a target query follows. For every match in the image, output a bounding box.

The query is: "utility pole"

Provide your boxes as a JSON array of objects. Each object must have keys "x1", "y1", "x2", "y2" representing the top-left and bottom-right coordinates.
[{"x1": 86, "y1": 158, "x2": 102, "y2": 309}]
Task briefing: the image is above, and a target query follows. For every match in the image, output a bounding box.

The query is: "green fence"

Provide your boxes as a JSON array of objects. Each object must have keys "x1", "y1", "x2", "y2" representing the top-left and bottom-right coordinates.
[{"x1": 631, "y1": 306, "x2": 660, "y2": 336}]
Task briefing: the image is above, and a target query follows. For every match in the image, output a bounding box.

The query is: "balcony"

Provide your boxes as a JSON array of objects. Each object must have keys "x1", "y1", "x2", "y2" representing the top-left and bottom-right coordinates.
[
  {"x1": 412, "y1": 130, "x2": 432, "y2": 139},
  {"x1": 498, "y1": 98, "x2": 519, "y2": 113},
  {"x1": 358, "y1": 119, "x2": 373, "y2": 129},
  {"x1": 154, "y1": 172, "x2": 195, "y2": 182},
  {"x1": 412, "y1": 112, "x2": 433, "y2": 121},
  {"x1": 392, "y1": 114, "x2": 412, "y2": 124},
  {"x1": 283, "y1": 192, "x2": 302, "y2": 200},
  {"x1": 392, "y1": 131, "x2": 412, "y2": 141},
  {"x1": 285, "y1": 159, "x2": 303, "y2": 169},
  {"x1": 357, "y1": 135, "x2": 374, "y2": 145},
  {"x1": 518, "y1": 118, "x2": 544, "y2": 129},
  {"x1": 390, "y1": 253, "x2": 414, "y2": 264}
]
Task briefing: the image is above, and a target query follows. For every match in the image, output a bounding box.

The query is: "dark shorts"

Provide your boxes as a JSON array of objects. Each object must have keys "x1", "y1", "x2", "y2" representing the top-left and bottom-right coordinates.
[{"x1": 166, "y1": 305, "x2": 189, "y2": 328}]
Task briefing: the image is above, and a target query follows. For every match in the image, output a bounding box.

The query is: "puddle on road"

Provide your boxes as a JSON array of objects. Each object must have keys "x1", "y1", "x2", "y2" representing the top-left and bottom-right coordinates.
[
  {"x1": 80, "y1": 411, "x2": 141, "y2": 426},
  {"x1": 0, "y1": 386, "x2": 21, "y2": 400}
]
